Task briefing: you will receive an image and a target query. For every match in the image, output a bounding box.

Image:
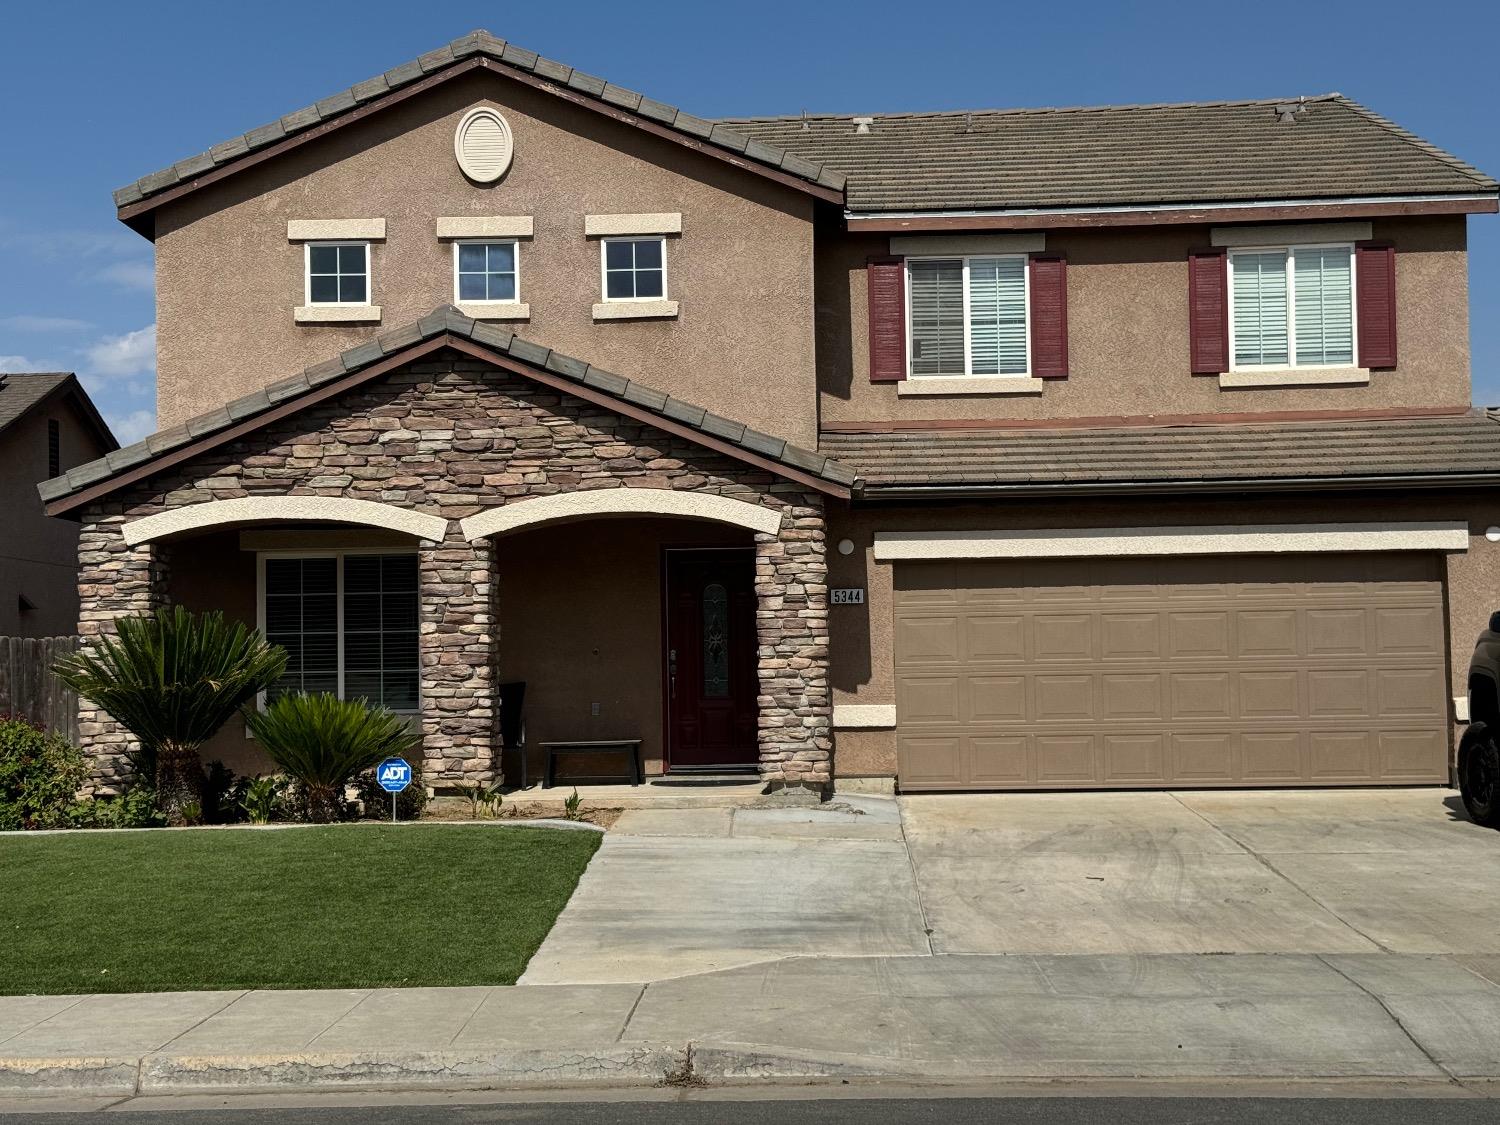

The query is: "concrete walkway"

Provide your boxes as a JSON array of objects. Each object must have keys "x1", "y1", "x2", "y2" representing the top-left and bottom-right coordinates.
[{"x1": 4, "y1": 953, "x2": 1500, "y2": 1095}]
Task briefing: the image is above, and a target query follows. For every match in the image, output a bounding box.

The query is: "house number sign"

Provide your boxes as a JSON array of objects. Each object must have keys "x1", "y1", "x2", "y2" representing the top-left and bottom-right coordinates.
[{"x1": 831, "y1": 588, "x2": 865, "y2": 605}]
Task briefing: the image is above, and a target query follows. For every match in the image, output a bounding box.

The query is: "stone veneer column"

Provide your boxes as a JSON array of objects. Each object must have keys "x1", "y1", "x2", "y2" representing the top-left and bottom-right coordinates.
[
  {"x1": 418, "y1": 529, "x2": 496, "y2": 788},
  {"x1": 754, "y1": 498, "x2": 832, "y2": 796},
  {"x1": 76, "y1": 516, "x2": 172, "y2": 795}
]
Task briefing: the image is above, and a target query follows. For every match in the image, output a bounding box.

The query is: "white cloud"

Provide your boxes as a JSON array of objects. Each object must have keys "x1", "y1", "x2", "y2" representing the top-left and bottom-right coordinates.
[
  {"x1": 99, "y1": 261, "x2": 155, "y2": 292},
  {"x1": 105, "y1": 408, "x2": 157, "y2": 445},
  {"x1": 84, "y1": 323, "x2": 156, "y2": 377},
  {"x1": 0, "y1": 355, "x2": 40, "y2": 370},
  {"x1": 0, "y1": 227, "x2": 140, "y2": 262},
  {"x1": 0, "y1": 315, "x2": 93, "y2": 333}
]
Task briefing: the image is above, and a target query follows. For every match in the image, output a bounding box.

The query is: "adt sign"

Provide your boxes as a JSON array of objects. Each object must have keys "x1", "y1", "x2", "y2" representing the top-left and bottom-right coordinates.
[{"x1": 376, "y1": 758, "x2": 412, "y2": 794}]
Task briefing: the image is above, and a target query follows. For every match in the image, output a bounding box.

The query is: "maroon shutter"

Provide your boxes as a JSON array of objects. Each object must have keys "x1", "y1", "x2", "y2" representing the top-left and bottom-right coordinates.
[
  {"x1": 867, "y1": 256, "x2": 906, "y2": 383},
  {"x1": 1028, "y1": 254, "x2": 1069, "y2": 378},
  {"x1": 1188, "y1": 249, "x2": 1229, "y2": 375},
  {"x1": 1356, "y1": 242, "x2": 1398, "y2": 369}
]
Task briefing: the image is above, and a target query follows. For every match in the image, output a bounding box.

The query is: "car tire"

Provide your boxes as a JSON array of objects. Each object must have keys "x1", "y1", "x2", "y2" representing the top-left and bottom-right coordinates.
[{"x1": 1459, "y1": 722, "x2": 1500, "y2": 829}]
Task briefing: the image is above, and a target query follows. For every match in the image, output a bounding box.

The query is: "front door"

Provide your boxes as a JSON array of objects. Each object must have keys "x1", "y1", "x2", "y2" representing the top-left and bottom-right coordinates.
[{"x1": 665, "y1": 549, "x2": 759, "y2": 770}]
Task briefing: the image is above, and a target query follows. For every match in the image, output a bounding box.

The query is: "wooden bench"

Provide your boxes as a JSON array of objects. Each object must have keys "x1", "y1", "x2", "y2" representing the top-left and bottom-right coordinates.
[{"x1": 541, "y1": 739, "x2": 644, "y2": 788}]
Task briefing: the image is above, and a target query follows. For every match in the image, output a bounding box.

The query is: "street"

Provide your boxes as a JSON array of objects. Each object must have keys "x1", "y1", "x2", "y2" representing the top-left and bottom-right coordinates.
[{"x1": 1, "y1": 1090, "x2": 1499, "y2": 1124}]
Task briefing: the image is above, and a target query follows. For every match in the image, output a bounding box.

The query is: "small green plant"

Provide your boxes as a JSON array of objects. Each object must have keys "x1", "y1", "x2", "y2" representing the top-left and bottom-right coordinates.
[
  {"x1": 64, "y1": 788, "x2": 162, "y2": 829},
  {"x1": 455, "y1": 777, "x2": 505, "y2": 819},
  {"x1": 563, "y1": 788, "x2": 584, "y2": 821},
  {"x1": 202, "y1": 760, "x2": 241, "y2": 824},
  {"x1": 0, "y1": 714, "x2": 89, "y2": 831},
  {"x1": 240, "y1": 775, "x2": 286, "y2": 825},
  {"x1": 52, "y1": 607, "x2": 286, "y2": 825},
  {"x1": 244, "y1": 693, "x2": 418, "y2": 823}
]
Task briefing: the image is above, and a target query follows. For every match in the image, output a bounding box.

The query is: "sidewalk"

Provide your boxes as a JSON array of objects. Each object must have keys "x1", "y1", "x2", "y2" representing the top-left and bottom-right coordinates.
[{"x1": 4, "y1": 952, "x2": 1500, "y2": 1096}]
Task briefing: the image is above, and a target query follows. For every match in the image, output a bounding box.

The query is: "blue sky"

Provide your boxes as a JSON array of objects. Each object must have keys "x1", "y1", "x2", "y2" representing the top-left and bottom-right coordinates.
[{"x1": 2, "y1": 0, "x2": 1496, "y2": 443}]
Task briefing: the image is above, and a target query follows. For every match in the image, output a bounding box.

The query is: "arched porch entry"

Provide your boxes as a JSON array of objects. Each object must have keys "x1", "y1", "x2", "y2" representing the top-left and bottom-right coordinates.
[{"x1": 462, "y1": 490, "x2": 781, "y2": 783}]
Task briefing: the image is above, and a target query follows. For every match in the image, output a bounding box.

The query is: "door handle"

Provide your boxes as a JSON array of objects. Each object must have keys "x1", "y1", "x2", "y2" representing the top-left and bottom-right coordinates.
[{"x1": 668, "y1": 648, "x2": 677, "y2": 700}]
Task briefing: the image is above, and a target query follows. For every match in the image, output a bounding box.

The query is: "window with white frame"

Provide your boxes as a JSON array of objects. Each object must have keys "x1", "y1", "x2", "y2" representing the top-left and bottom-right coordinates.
[
  {"x1": 907, "y1": 256, "x2": 1029, "y2": 377},
  {"x1": 305, "y1": 242, "x2": 370, "y2": 306},
  {"x1": 261, "y1": 552, "x2": 418, "y2": 712},
  {"x1": 601, "y1": 236, "x2": 666, "y2": 301},
  {"x1": 1229, "y1": 244, "x2": 1354, "y2": 369},
  {"x1": 454, "y1": 241, "x2": 518, "y2": 303}
]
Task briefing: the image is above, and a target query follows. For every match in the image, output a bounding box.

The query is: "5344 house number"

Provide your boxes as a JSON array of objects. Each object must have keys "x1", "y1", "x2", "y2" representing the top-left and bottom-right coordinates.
[{"x1": 830, "y1": 588, "x2": 865, "y2": 605}]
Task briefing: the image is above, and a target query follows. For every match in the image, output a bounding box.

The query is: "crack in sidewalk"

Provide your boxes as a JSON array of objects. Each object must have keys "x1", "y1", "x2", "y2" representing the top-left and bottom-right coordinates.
[
  {"x1": 614, "y1": 983, "x2": 649, "y2": 1043},
  {"x1": 895, "y1": 798, "x2": 937, "y2": 956},
  {"x1": 1315, "y1": 953, "x2": 1464, "y2": 1087}
]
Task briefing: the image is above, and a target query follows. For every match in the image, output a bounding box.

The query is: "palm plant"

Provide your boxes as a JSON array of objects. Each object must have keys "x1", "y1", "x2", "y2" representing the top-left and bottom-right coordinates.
[
  {"x1": 54, "y1": 607, "x2": 286, "y2": 826},
  {"x1": 244, "y1": 693, "x2": 418, "y2": 823}
]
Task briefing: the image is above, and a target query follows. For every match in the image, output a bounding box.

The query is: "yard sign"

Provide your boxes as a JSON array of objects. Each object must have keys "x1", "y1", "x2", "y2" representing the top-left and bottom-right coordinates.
[{"x1": 376, "y1": 757, "x2": 412, "y2": 823}]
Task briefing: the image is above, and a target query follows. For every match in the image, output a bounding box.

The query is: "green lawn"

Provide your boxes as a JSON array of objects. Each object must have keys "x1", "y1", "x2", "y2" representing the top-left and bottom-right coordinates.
[{"x1": 0, "y1": 824, "x2": 600, "y2": 994}]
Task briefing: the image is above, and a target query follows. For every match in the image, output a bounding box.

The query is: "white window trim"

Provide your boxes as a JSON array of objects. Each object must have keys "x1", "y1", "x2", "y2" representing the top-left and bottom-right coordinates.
[
  {"x1": 1227, "y1": 242, "x2": 1361, "y2": 373},
  {"x1": 254, "y1": 548, "x2": 420, "y2": 715},
  {"x1": 452, "y1": 238, "x2": 521, "y2": 306},
  {"x1": 303, "y1": 241, "x2": 372, "y2": 308},
  {"x1": 904, "y1": 254, "x2": 1032, "y2": 379},
  {"x1": 599, "y1": 235, "x2": 669, "y2": 304}
]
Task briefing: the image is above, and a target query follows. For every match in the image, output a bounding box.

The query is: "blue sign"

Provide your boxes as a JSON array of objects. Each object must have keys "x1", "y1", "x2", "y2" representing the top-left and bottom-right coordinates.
[{"x1": 376, "y1": 758, "x2": 412, "y2": 793}]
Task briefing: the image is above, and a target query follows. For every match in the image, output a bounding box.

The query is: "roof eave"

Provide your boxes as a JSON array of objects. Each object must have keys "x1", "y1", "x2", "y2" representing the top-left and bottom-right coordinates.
[{"x1": 860, "y1": 471, "x2": 1500, "y2": 501}]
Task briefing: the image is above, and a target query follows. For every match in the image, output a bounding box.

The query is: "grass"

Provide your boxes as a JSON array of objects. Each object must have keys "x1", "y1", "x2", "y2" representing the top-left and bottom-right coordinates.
[{"x1": 0, "y1": 824, "x2": 600, "y2": 995}]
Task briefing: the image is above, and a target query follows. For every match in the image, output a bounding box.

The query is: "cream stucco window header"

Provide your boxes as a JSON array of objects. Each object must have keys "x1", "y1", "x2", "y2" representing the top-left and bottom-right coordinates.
[
  {"x1": 286, "y1": 219, "x2": 387, "y2": 241},
  {"x1": 584, "y1": 213, "x2": 683, "y2": 237},
  {"x1": 436, "y1": 216, "x2": 534, "y2": 239},
  {"x1": 1209, "y1": 221, "x2": 1372, "y2": 248}
]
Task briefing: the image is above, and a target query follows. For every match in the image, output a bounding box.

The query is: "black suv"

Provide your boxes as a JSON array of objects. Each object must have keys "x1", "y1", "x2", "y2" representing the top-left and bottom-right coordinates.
[{"x1": 1460, "y1": 611, "x2": 1500, "y2": 827}]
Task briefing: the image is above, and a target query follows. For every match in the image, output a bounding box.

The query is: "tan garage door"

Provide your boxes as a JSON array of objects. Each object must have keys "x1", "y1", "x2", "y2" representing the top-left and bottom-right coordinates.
[{"x1": 894, "y1": 555, "x2": 1449, "y2": 790}]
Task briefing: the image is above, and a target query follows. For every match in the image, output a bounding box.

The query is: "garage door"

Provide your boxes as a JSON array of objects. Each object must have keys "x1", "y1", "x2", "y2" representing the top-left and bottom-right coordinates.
[{"x1": 894, "y1": 555, "x2": 1449, "y2": 790}]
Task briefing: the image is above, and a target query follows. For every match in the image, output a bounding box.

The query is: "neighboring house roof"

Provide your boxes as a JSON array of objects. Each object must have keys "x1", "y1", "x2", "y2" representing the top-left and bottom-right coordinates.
[
  {"x1": 0, "y1": 372, "x2": 118, "y2": 454},
  {"x1": 723, "y1": 95, "x2": 1499, "y2": 213},
  {"x1": 39, "y1": 306, "x2": 857, "y2": 515},
  {"x1": 112, "y1": 30, "x2": 845, "y2": 233},
  {"x1": 820, "y1": 412, "x2": 1500, "y2": 495}
]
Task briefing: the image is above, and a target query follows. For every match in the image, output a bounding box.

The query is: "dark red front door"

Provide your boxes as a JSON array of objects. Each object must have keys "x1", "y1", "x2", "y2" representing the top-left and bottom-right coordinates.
[{"x1": 665, "y1": 550, "x2": 758, "y2": 770}]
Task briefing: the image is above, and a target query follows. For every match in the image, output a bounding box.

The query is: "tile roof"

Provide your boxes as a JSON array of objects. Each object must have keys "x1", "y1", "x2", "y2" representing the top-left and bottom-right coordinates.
[
  {"x1": 722, "y1": 95, "x2": 1498, "y2": 213},
  {"x1": 819, "y1": 412, "x2": 1500, "y2": 492},
  {"x1": 38, "y1": 306, "x2": 856, "y2": 510},
  {"x1": 113, "y1": 30, "x2": 845, "y2": 213},
  {"x1": 0, "y1": 372, "x2": 118, "y2": 451}
]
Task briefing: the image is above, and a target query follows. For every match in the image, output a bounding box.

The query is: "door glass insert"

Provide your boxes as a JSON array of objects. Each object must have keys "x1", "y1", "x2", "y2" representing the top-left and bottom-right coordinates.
[{"x1": 702, "y1": 582, "x2": 729, "y2": 698}]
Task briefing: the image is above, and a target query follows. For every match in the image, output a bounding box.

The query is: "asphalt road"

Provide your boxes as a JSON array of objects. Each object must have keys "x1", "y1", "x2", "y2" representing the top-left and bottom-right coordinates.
[{"x1": 3, "y1": 1096, "x2": 1498, "y2": 1124}]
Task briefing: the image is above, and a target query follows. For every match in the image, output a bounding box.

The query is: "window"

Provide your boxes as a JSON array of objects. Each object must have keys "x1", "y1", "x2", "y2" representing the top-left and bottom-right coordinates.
[
  {"x1": 1229, "y1": 245, "x2": 1354, "y2": 369},
  {"x1": 260, "y1": 553, "x2": 418, "y2": 712},
  {"x1": 601, "y1": 237, "x2": 666, "y2": 301},
  {"x1": 907, "y1": 256, "x2": 1029, "y2": 377},
  {"x1": 454, "y1": 241, "x2": 518, "y2": 303},
  {"x1": 305, "y1": 242, "x2": 370, "y2": 306},
  {"x1": 47, "y1": 419, "x2": 60, "y2": 478}
]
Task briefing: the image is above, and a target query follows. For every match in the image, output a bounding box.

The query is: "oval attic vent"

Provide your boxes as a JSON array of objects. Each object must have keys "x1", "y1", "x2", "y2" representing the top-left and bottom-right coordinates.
[{"x1": 454, "y1": 107, "x2": 514, "y2": 183}]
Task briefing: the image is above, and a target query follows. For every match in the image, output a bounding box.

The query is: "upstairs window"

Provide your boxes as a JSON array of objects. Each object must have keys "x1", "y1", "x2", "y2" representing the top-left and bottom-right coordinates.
[
  {"x1": 601, "y1": 237, "x2": 666, "y2": 301},
  {"x1": 1230, "y1": 245, "x2": 1354, "y2": 369},
  {"x1": 47, "y1": 419, "x2": 60, "y2": 478},
  {"x1": 454, "y1": 241, "x2": 518, "y2": 303},
  {"x1": 305, "y1": 242, "x2": 370, "y2": 306},
  {"x1": 908, "y1": 256, "x2": 1029, "y2": 377}
]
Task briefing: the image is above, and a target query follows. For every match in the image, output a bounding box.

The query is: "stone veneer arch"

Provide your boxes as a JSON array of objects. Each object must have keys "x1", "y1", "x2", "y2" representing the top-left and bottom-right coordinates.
[
  {"x1": 121, "y1": 496, "x2": 449, "y2": 547},
  {"x1": 460, "y1": 488, "x2": 783, "y2": 541}
]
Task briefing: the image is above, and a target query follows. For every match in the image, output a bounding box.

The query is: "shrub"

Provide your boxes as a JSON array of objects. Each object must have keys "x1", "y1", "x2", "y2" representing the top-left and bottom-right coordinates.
[
  {"x1": 0, "y1": 715, "x2": 89, "y2": 831},
  {"x1": 244, "y1": 694, "x2": 419, "y2": 823},
  {"x1": 203, "y1": 760, "x2": 242, "y2": 824},
  {"x1": 52, "y1": 607, "x2": 286, "y2": 826},
  {"x1": 237, "y1": 774, "x2": 289, "y2": 825},
  {"x1": 64, "y1": 788, "x2": 162, "y2": 829}
]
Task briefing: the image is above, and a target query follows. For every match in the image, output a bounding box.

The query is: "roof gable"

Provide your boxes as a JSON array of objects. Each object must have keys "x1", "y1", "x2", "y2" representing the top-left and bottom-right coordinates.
[
  {"x1": 0, "y1": 372, "x2": 118, "y2": 453},
  {"x1": 40, "y1": 306, "x2": 856, "y2": 515},
  {"x1": 114, "y1": 31, "x2": 844, "y2": 234}
]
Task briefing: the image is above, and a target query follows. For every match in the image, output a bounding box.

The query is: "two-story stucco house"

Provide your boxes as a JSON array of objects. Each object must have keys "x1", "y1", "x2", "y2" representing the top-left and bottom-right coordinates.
[{"x1": 42, "y1": 31, "x2": 1500, "y2": 797}]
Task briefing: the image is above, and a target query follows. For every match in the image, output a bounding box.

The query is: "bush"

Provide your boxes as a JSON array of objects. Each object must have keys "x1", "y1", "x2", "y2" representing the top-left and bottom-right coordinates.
[
  {"x1": 0, "y1": 715, "x2": 89, "y2": 831},
  {"x1": 244, "y1": 693, "x2": 420, "y2": 823},
  {"x1": 355, "y1": 758, "x2": 428, "y2": 821},
  {"x1": 64, "y1": 788, "x2": 162, "y2": 829}
]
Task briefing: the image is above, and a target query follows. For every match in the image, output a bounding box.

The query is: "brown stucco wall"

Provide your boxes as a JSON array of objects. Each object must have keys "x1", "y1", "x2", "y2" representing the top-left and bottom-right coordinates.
[
  {"x1": 152, "y1": 70, "x2": 818, "y2": 447},
  {"x1": 827, "y1": 490, "x2": 1500, "y2": 780},
  {"x1": 821, "y1": 216, "x2": 1470, "y2": 425},
  {"x1": 497, "y1": 518, "x2": 750, "y2": 780},
  {"x1": 0, "y1": 399, "x2": 112, "y2": 636}
]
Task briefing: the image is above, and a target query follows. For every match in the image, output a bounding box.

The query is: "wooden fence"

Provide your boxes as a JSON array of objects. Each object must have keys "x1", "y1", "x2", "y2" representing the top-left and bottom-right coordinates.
[{"x1": 0, "y1": 636, "x2": 80, "y2": 741}]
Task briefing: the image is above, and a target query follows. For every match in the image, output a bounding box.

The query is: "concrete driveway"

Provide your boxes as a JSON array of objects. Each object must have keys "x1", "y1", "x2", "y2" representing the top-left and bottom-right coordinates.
[
  {"x1": 903, "y1": 788, "x2": 1500, "y2": 955},
  {"x1": 523, "y1": 787, "x2": 1500, "y2": 984}
]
